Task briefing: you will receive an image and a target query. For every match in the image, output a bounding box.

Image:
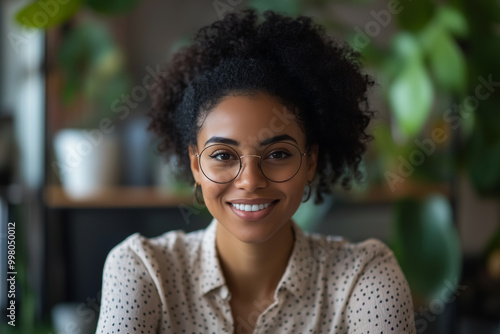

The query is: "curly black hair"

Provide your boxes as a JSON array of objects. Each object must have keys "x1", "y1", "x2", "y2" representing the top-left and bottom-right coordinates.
[{"x1": 147, "y1": 8, "x2": 375, "y2": 204}]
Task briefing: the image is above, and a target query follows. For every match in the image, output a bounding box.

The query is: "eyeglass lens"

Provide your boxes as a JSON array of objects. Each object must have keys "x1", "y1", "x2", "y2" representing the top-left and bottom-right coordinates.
[{"x1": 199, "y1": 142, "x2": 303, "y2": 183}]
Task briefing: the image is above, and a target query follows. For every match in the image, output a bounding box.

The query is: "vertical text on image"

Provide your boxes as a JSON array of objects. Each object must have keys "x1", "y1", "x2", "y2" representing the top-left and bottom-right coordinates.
[{"x1": 6, "y1": 222, "x2": 17, "y2": 326}]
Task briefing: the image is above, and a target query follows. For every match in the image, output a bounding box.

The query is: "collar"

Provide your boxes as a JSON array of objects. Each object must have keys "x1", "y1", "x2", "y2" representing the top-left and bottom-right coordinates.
[
  {"x1": 199, "y1": 217, "x2": 227, "y2": 296},
  {"x1": 199, "y1": 217, "x2": 313, "y2": 300},
  {"x1": 274, "y1": 219, "x2": 314, "y2": 300}
]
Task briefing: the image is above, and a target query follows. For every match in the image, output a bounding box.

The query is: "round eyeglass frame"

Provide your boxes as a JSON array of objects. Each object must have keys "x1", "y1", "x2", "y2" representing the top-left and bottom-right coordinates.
[{"x1": 194, "y1": 142, "x2": 309, "y2": 184}]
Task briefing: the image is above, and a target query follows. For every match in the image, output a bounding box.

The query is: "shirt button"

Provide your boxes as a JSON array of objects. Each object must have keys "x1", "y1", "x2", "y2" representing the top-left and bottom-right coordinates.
[{"x1": 220, "y1": 286, "x2": 229, "y2": 299}]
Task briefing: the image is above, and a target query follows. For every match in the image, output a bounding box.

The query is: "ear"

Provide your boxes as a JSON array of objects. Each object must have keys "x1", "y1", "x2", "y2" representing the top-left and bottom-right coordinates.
[
  {"x1": 189, "y1": 144, "x2": 202, "y2": 184},
  {"x1": 306, "y1": 144, "x2": 319, "y2": 182}
]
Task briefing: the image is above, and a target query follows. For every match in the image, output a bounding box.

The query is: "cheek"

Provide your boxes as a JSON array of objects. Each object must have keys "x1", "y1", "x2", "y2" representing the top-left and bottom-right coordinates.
[
  {"x1": 200, "y1": 182, "x2": 228, "y2": 204},
  {"x1": 282, "y1": 179, "x2": 307, "y2": 202}
]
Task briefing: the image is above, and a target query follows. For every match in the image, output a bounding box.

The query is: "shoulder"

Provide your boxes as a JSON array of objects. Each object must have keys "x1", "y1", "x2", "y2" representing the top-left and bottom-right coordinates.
[
  {"x1": 303, "y1": 231, "x2": 393, "y2": 266},
  {"x1": 303, "y1": 233, "x2": 415, "y2": 332},
  {"x1": 341, "y1": 237, "x2": 405, "y2": 281},
  {"x1": 327, "y1": 238, "x2": 415, "y2": 332},
  {"x1": 103, "y1": 228, "x2": 206, "y2": 272},
  {"x1": 303, "y1": 231, "x2": 412, "y2": 299},
  {"x1": 344, "y1": 237, "x2": 397, "y2": 263}
]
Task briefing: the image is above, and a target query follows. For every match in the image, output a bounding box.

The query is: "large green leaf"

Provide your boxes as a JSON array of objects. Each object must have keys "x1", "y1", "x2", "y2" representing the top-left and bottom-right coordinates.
[
  {"x1": 425, "y1": 28, "x2": 467, "y2": 94},
  {"x1": 85, "y1": 0, "x2": 140, "y2": 15},
  {"x1": 435, "y1": 5, "x2": 468, "y2": 37},
  {"x1": 58, "y1": 23, "x2": 114, "y2": 69},
  {"x1": 58, "y1": 23, "x2": 114, "y2": 104},
  {"x1": 388, "y1": 38, "x2": 433, "y2": 138},
  {"x1": 15, "y1": 0, "x2": 82, "y2": 28},
  {"x1": 390, "y1": 195, "x2": 462, "y2": 302},
  {"x1": 58, "y1": 23, "x2": 132, "y2": 127},
  {"x1": 392, "y1": 31, "x2": 421, "y2": 60}
]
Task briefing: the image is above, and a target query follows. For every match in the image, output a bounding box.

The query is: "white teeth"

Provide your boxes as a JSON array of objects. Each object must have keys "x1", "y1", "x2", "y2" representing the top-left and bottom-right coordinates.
[{"x1": 231, "y1": 202, "x2": 273, "y2": 212}]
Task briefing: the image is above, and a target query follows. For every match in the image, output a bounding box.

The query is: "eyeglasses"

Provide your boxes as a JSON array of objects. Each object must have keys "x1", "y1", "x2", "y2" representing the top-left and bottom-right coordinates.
[{"x1": 195, "y1": 142, "x2": 308, "y2": 184}]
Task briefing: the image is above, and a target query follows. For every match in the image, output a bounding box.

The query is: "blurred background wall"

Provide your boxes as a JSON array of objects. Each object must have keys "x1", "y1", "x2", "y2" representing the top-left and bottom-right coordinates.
[{"x1": 1, "y1": 0, "x2": 499, "y2": 333}]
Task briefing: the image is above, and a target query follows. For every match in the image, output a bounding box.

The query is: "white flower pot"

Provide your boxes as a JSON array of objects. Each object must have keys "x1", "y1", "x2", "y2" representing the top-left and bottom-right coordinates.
[{"x1": 52, "y1": 128, "x2": 119, "y2": 198}]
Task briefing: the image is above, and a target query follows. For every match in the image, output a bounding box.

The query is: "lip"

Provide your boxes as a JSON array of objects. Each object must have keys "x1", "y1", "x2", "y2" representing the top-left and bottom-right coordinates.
[{"x1": 228, "y1": 200, "x2": 279, "y2": 222}]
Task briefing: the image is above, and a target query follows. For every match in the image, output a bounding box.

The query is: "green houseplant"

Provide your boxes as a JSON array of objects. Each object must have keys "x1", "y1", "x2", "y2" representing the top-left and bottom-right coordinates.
[
  {"x1": 6, "y1": 1, "x2": 140, "y2": 332},
  {"x1": 50, "y1": 21, "x2": 132, "y2": 198},
  {"x1": 18, "y1": 1, "x2": 138, "y2": 199},
  {"x1": 247, "y1": 0, "x2": 500, "y2": 316}
]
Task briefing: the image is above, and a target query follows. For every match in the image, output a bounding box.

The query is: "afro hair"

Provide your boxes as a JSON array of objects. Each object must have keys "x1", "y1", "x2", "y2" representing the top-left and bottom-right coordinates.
[{"x1": 147, "y1": 8, "x2": 375, "y2": 204}]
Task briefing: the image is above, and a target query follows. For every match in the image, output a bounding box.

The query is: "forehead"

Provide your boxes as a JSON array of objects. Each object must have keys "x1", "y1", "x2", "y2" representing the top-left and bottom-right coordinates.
[{"x1": 197, "y1": 92, "x2": 304, "y2": 148}]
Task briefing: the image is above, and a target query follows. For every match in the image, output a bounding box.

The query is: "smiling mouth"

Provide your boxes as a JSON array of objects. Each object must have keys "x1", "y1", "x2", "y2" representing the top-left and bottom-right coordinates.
[
  {"x1": 227, "y1": 199, "x2": 278, "y2": 210},
  {"x1": 229, "y1": 200, "x2": 279, "y2": 212}
]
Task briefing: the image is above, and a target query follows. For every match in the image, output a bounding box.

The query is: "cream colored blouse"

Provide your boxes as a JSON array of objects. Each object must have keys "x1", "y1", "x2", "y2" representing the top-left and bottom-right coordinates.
[{"x1": 96, "y1": 217, "x2": 416, "y2": 333}]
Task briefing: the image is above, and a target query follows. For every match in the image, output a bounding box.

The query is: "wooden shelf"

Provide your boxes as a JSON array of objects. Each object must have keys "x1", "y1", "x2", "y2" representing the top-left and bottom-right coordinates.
[
  {"x1": 44, "y1": 181, "x2": 450, "y2": 208},
  {"x1": 44, "y1": 185, "x2": 195, "y2": 208},
  {"x1": 336, "y1": 182, "x2": 451, "y2": 203}
]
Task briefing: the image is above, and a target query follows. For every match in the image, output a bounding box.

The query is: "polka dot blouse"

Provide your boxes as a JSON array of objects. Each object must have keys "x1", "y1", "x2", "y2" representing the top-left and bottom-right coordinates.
[{"x1": 96, "y1": 217, "x2": 416, "y2": 333}]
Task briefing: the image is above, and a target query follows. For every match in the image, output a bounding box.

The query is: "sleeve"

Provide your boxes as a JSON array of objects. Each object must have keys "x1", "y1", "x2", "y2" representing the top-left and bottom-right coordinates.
[
  {"x1": 346, "y1": 239, "x2": 416, "y2": 334},
  {"x1": 96, "y1": 237, "x2": 162, "y2": 334}
]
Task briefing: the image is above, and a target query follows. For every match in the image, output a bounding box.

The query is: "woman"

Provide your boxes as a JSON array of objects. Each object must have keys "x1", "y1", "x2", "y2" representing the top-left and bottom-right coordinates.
[{"x1": 96, "y1": 8, "x2": 416, "y2": 333}]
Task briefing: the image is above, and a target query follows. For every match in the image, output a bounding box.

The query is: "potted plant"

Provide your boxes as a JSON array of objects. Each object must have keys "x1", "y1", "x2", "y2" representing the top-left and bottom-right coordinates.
[{"x1": 49, "y1": 21, "x2": 132, "y2": 198}]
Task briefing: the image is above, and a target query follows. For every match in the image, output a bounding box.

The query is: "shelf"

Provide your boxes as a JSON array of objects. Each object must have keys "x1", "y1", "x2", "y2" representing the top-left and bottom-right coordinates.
[
  {"x1": 335, "y1": 182, "x2": 451, "y2": 203},
  {"x1": 44, "y1": 181, "x2": 450, "y2": 209},
  {"x1": 44, "y1": 185, "x2": 195, "y2": 208}
]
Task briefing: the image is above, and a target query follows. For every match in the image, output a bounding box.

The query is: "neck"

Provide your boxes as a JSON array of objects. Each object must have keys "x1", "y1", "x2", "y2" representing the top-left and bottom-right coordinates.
[{"x1": 215, "y1": 221, "x2": 295, "y2": 303}]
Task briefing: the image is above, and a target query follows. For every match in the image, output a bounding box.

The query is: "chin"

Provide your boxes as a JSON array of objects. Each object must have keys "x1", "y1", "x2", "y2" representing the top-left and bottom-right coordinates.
[
  {"x1": 226, "y1": 227, "x2": 280, "y2": 244},
  {"x1": 221, "y1": 203, "x2": 292, "y2": 244}
]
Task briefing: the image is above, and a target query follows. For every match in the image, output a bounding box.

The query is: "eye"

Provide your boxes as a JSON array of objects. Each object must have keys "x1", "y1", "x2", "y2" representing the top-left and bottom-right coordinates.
[
  {"x1": 209, "y1": 150, "x2": 235, "y2": 161},
  {"x1": 267, "y1": 150, "x2": 290, "y2": 160}
]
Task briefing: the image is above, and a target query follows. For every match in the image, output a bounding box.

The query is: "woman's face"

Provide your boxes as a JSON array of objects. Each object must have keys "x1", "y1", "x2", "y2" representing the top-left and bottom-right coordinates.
[{"x1": 189, "y1": 91, "x2": 318, "y2": 244}]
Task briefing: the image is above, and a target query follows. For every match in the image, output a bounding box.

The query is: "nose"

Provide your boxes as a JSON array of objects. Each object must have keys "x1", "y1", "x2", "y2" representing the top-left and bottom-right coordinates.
[{"x1": 233, "y1": 155, "x2": 267, "y2": 191}]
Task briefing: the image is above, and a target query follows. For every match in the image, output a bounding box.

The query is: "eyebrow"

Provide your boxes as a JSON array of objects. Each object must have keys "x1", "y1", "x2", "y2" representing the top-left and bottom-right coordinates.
[{"x1": 203, "y1": 134, "x2": 298, "y2": 147}]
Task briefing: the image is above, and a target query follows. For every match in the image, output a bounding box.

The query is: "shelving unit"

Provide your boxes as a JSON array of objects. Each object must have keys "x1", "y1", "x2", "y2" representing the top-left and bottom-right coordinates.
[
  {"x1": 43, "y1": 181, "x2": 451, "y2": 209},
  {"x1": 328, "y1": 181, "x2": 452, "y2": 205},
  {"x1": 44, "y1": 185, "x2": 195, "y2": 208}
]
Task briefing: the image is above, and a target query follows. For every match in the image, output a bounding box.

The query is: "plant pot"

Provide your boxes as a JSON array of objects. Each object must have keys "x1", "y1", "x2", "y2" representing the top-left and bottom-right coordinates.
[
  {"x1": 51, "y1": 302, "x2": 97, "y2": 334},
  {"x1": 52, "y1": 128, "x2": 120, "y2": 198}
]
